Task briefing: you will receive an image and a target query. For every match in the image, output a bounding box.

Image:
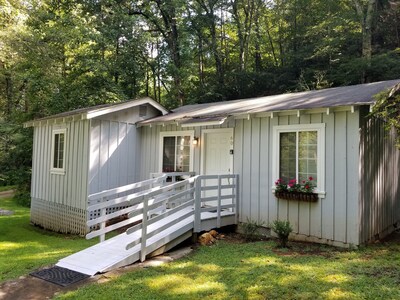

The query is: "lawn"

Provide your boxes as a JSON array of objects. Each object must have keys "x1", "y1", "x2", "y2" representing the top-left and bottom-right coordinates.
[
  {"x1": 56, "y1": 235, "x2": 400, "y2": 300},
  {"x1": 2, "y1": 195, "x2": 400, "y2": 299},
  {"x1": 0, "y1": 196, "x2": 97, "y2": 283},
  {"x1": 0, "y1": 185, "x2": 16, "y2": 192}
]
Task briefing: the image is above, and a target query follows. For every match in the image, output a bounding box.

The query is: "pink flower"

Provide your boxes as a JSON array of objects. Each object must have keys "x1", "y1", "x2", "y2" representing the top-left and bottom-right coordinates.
[{"x1": 309, "y1": 176, "x2": 313, "y2": 181}]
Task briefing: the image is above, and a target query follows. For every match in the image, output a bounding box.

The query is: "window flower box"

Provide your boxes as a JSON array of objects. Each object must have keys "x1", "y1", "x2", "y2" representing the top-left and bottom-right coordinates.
[
  {"x1": 274, "y1": 177, "x2": 319, "y2": 202},
  {"x1": 275, "y1": 191, "x2": 318, "y2": 202}
]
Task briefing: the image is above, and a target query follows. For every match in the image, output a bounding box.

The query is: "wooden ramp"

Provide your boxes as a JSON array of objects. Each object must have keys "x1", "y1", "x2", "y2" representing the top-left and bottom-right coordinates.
[{"x1": 56, "y1": 174, "x2": 239, "y2": 276}]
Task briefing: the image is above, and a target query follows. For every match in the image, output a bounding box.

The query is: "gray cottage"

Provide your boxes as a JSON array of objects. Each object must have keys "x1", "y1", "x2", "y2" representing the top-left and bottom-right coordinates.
[
  {"x1": 24, "y1": 98, "x2": 168, "y2": 234},
  {"x1": 26, "y1": 80, "x2": 400, "y2": 247}
]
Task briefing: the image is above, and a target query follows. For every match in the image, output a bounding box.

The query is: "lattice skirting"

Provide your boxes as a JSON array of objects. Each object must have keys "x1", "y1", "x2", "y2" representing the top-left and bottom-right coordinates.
[{"x1": 30, "y1": 198, "x2": 87, "y2": 235}]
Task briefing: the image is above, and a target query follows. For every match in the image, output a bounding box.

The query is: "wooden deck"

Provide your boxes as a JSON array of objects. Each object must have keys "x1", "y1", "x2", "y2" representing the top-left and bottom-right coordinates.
[{"x1": 56, "y1": 174, "x2": 238, "y2": 276}]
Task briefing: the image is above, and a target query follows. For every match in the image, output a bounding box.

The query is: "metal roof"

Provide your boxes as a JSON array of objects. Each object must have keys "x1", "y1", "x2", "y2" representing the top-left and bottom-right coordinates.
[
  {"x1": 139, "y1": 79, "x2": 400, "y2": 126},
  {"x1": 24, "y1": 97, "x2": 169, "y2": 127}
]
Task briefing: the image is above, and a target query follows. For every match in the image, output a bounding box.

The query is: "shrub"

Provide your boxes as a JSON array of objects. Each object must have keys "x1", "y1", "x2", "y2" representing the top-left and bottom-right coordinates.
[
  {"x1": 271, "y1": 220, "x2": 293, "y2": 248},
  {"x1": 240, "y1": 218, "x2": 265, "y2": 241},
  {"x1": 13, "y1": 188, "x2": 31, "y2": 207}
]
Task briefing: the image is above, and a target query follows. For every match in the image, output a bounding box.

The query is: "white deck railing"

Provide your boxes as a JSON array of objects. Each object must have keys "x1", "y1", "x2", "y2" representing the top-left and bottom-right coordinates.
[{"x1": 86, "y1": 173, "x2": 239, "y2": 261}]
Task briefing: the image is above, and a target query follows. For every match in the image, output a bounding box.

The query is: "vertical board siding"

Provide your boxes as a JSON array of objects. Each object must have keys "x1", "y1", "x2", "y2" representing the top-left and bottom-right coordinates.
[
  {"x1": 137, "y1": 111, "x2": 363, "y2": 245},
  {"x1": 268, "y1": 117, "x2": 279, "y2": 224},
  {"x1": 88, "y1": 120, "x2": 138, "y2": 194},
  {"x1": 259, "y1": 118, "x2": 270, "y2": 224},
  {"x1": 234, "y1": 112, "x2": 360, "y2": 245},
  {"x1": 333, "y1": 112, "x2": 347, "y2": 242},
  {"x1": 234, "y1": 120, "x2": 244, "y2": 219},
  {"x1": 31, "y1": 120, "x2": 90, "y2": 210},
  {"x1": 346, "y1": 111, "x2": 360, "y2": 244},
  {"x1": 30, "y1": 120, "x2": 90, "y2": 234},
  {"x1": 322, "y1": 113, "x2": 335, "y2": 240},
  {"x1": 359, "y1": 107, "x2": 400, "y2": 243},
  {"x1": 242, "y1": 120, "x2": 252, "y2": 222},
  {"x1": 250, "y1": 118, "x2": 260, "y2": 222},
  {"x1": 309, "y1": 113, "x2": 323, "y2": 238}
]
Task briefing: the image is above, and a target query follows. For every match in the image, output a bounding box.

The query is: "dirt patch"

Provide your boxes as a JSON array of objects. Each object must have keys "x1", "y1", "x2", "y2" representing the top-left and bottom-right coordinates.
[
  {"x1": 380, "y1": 229, "x2": 400, "y2": 244},
  {"x1": 271, "y1": 243, "x2": 336, "y2": 258},
  {"x1": 0, "y1": 190, "x2": 14, "y2": 199}
]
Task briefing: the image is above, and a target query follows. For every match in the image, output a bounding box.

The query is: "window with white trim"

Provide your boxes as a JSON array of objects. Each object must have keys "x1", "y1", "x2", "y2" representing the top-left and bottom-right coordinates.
[
  {"x1": 160, "y1": 132, "x2": 194, "y2": 172},
  {"x1": 51, "y1": 129, "x2": 66, "y2": 174},
  {"x1": 273, "y1": 124, "x2": 325, "y2": 191}
]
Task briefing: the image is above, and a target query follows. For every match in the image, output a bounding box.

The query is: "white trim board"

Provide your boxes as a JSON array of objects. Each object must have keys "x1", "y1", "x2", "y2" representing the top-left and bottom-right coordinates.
[{"x1": 272, "y1": 123, "x2": 326, "y2": 194}]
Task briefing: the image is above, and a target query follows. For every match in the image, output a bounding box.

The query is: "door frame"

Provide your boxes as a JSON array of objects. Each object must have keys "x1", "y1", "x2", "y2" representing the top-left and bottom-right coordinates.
[{"x1": 200, "y1": 128, "x2": 234, "y2": 176}]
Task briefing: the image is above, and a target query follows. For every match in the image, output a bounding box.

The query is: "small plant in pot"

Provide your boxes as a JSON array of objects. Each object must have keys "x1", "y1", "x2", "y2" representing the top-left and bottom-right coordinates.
[{"x1": 271, "y1": 220, "x2": 293, "y2": 248}]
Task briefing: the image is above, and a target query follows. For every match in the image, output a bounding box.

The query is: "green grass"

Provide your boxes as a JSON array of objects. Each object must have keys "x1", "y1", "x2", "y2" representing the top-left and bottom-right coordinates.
[
  {"x1": 0, "y1": 197, "x2": 97, "y2": 283},
  {"x1": 56, "y1": 237, "x2": 400, "y2": 300},
  {"x1": 0, "y1": 185, "x2": 16, "y2": 192}
]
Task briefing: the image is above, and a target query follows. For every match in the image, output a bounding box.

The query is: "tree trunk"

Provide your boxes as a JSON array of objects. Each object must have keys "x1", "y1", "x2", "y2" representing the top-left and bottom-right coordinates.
[{"x1": 353, "y1": 0, "x2": 376, "y2": 82}]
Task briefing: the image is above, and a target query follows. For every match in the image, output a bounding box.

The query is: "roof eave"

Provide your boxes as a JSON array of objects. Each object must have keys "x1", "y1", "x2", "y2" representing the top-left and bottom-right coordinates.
[
  {"x1": 24, "y1": 97, "x2": 169, "y2": 128},
  {"x1": 137, "y1": 104, "x2": 368, "y2": 127}
]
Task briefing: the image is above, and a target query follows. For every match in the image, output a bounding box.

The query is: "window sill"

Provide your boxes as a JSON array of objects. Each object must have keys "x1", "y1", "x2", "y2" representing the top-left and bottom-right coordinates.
[{"x1": 50, "y1": 169, "x2": 66, "y2": 175}]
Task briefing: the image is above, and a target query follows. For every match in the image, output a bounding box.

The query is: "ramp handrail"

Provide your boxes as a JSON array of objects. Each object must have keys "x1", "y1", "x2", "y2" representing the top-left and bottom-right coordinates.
[
  {"x1": 86, "y1": 173, "x2": 239, "y2": 262},
  {"x1": 87, "y1": 175, "x2": 168, "y2": 242}
]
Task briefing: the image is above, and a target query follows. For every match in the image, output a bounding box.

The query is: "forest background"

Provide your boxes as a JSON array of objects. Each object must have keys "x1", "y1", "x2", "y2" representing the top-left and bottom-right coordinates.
[{"x1": 1, "y1": 0, "x2": 400, "y2": 202}]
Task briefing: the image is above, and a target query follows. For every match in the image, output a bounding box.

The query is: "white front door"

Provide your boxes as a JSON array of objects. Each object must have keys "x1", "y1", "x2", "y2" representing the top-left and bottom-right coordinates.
[
  {"x1": 202, "y1": 129, "x2": 233, "y2": 175},
  {"x1": 201, "y1": 129, "x2": 234, "y2": 207}
]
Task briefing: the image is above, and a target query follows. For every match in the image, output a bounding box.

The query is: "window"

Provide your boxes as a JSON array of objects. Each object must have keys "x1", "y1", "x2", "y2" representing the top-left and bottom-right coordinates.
[
  {"x1": 51, "y1": 129, "x2": 66, "y2": 174},
  {"x1": 160, "y1": 132, "x2": 194, "y2": 172},
  {"x1": 273, "y1": 124, "x2": 325, "y2": 192}
]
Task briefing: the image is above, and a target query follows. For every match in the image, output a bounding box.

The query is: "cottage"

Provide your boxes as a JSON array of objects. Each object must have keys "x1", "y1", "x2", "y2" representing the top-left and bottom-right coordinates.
[
  {"x1": 26, "y1": 80, "x2": 400, "y2": 247},
  {"x1": 24, "y1": 98, "x2": 168, "y2": 235}
]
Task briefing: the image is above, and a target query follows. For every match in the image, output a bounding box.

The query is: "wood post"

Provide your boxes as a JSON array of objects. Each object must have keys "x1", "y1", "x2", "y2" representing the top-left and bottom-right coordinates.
[
  {"x1": 140, "y1": 198, "x2": 148, "y2": 262},
  {"x1": 100, "y1": 197, "x2": 106, "y2": 243},
  {"x1": 194, "y1": 176, "x2": 201, "y2": 232},
  {"x1": 235, "y1": 174, "x2": 239, "y2": 225},
  {"x1": 217, "y1": 176, "x2": 222, "y2": 228}
]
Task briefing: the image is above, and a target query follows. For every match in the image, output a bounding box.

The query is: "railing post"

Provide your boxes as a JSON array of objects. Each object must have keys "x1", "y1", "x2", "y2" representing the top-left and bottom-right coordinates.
[
  {"x1": 235, "y1": 174, "x2": 239, "y2": 224},
  {"x1": 217, "y1": 175, "x2": 222, "y2": 228},
  {"x1": 99, "y1": 196, "x2": 107, "y2": 243},
  {"x1": 140, "y1": 196, "x2": 148, "y2": 262},
  {"x1": 194, "y1": 176, "x2": 201, "y2": 232}
]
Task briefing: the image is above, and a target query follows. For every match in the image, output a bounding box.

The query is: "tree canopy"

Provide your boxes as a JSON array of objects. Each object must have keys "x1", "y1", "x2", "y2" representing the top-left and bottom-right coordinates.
[{"x1": 1, "y1": 0, "x2": 400, "y2": 188}]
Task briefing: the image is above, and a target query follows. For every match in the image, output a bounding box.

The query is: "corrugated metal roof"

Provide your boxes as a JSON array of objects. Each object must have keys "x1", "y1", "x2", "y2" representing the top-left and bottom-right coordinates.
[
  {"x1": 24, "y1": 97, "x2": 169, "y2": 127},
  {"x1": 139, "y1": 79, "x2": 400, "y2": 126}
]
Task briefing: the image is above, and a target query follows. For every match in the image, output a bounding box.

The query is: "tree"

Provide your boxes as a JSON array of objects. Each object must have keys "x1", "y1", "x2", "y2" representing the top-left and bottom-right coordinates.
[{"x1": 371, "y1": 83, "x2": 400, "y2": 148}]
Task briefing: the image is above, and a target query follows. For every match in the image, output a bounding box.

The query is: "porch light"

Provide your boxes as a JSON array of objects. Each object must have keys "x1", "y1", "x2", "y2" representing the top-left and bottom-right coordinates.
[{"x1": 193, "y1": 137, "x2": 199, "y2": 146}]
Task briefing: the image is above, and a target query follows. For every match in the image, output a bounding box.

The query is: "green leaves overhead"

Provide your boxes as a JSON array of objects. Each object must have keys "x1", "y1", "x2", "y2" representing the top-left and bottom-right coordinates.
[{"x1": 1, "y1": 0, "x2": 400, "y2": 186}]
